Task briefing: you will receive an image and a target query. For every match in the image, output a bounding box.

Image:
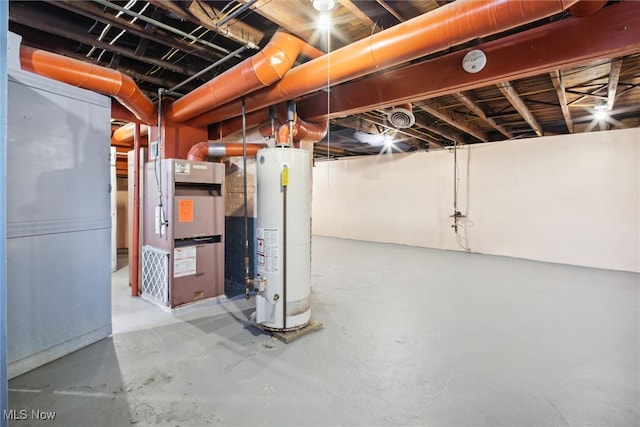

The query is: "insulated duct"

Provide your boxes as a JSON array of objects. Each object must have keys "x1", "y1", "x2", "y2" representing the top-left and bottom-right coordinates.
[
  {"x1": 168, "y1": 31, "x2": 323, "y2": 123},
  {"x1": 189, "y1": 0, "x2": 581, "y2": 126},
  {"x1": 111, "y1": 122, "x2": 149, "y2": 145},
  {"x1": 20, "y1": 45, "x2": 157, "y2": 125},
  {"x1": 187, "y1": 142, "x2": 268, "y2": 161}
]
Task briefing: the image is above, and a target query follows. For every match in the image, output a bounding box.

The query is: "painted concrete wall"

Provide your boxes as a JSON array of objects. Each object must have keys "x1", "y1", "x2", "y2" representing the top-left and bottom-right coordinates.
[{"x1": 313, "y1": 128, "x2": 640, "y2": 273}]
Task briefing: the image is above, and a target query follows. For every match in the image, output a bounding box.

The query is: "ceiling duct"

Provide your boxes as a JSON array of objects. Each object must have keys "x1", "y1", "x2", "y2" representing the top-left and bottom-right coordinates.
[
  {"x1": 189, "y1": 0, "x2": 581, "y2": 126},
  {"x1": 387, "y1": 103, "x2": 415, "y2": 129}
]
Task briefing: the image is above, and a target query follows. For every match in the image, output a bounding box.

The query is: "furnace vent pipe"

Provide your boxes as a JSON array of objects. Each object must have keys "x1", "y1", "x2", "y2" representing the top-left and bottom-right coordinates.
[
  {"x1": 189, "y1": 0, "x2": 581, "y2": 126},
  {"x1": 187, "y1": 142, "x2": 268, "y2": 161},
  {"x1": 167, "y1": 31, "x2": 324, "y2": 123},
  {"x1": 112, "y1": 122, "x2": 149, "y2": 145},
  {"x1": 20, "y1": 45, "x2": 157, "y2": 125}
]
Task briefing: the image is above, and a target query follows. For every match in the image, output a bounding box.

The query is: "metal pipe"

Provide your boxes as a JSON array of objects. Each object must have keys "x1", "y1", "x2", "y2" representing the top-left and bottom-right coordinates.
[
  {"x1": 242, "y1": 97, "x2": 250, "y2": 299},
  {"x1": 216, "y1": 0, "x2": 258, "y2": 28},
  {"x1": 281, "y1": 165, "x2": 288, "y2": 330},
  {"x1": 20, "y1": 44, "x2": 156, "y2": 124},
  {"x1": 131, "y1": 123, "x2": 141, "y2": 297},
  {"x1": 186, "y1": 142, "x2": 267, "y2": 161},
  {"x1": 189, "y1": 0, "x2": 581, "y2": 126},
  {"x1": 92, "y1": 0, "x2": 247, "y2": 55},
  {"x1": 168, "y1": 30, "x2": 324, "y2": 123},
  {"x1": 169, "y1": 45, "x2": 248, "y2": 94}
]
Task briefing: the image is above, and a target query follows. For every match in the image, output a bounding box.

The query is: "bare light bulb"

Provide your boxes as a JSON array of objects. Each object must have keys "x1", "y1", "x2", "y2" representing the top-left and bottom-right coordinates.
[{"x1": 318, "y1": 11, "x2": 331, "y2": 30}]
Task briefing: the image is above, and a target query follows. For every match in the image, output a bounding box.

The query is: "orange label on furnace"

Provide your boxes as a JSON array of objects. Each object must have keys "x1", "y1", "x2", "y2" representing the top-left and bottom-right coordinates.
[{"x1": 178, "y1": 199, "x2": 194, "y2": 223}]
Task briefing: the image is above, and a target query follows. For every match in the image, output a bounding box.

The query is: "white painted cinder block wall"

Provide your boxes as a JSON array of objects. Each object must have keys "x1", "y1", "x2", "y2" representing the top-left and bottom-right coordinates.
[{"x1": 312, "y1": 128, "x2": 640, "y2": 272}]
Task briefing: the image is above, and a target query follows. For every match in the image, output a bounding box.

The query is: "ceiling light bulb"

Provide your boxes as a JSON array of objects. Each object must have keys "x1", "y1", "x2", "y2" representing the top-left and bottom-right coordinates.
[
  {"x1": 594, "y1": 109, "x2": 607, "y2": 121},
  {"x1": 313, "y1": 0, "x2": 335, "y2": 12},
  {"x1": 318, "y1": 11, "x2": 331, "y2": 30}
]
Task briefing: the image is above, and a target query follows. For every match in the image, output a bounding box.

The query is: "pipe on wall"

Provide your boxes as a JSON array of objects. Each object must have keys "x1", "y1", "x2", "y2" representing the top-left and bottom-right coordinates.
[
  {"x1": 187, "y1": 142, "x2": 268, "y2": 161},
  {"x1": 19, "y1": 45, "x2": 157, "y2": 125},
  {"x1": 188, "y1": 0, "x2": 582, "y2": 126},
  {"x1": 167, "y1": 31, "x2": 324, "y2": 123}
]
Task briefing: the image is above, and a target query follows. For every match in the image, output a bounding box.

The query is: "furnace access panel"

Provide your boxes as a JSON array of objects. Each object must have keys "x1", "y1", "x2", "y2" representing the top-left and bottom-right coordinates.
[{"x1": 143, "y1": 159, "x2": 225, "y2": 307}]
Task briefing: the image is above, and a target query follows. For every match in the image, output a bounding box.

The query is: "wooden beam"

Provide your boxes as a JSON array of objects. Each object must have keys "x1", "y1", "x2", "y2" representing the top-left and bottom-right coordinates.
[
  {"x1": 146, "y1": 0, "x2": 262, "y2": 48},
  {"x1": 498, "y1": 81, "x2": 544, "y2": 137},
  {"x1": 607, "y1": 58, "x2": 623, "y2": 111},
  {"x1": 454, "y1": 92, "x2": 513, "y2": 138},
  {"x1": 10, "y1": 5, "x2": 197, "y2": 76},
  {"x1": 412, "y1": 117, "x2": 458, "y2": 146},
  {"x1": 337, "y1": 0, "x2": 382, "y2": 33},
  {"x1": 550, "y1": 70, "x2": 574, "y2": 133},
  {"x1": 417, "y1": 102, "x2": 488, "y2": 142},
  {"x1": 47, "y1": 1, "x2": 223, "y2": 63},
  {"x1": 376, "y1": 0, "x2": 405, "y2": 22}
]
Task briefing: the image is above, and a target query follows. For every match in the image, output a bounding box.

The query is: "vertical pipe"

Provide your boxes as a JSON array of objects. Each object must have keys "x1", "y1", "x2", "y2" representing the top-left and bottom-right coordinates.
[
  {"x1": 282, "y1": 177, "x2": 287, "y2": 330},
  {"x1": 0, "y1": 1, "x2": 8, "y2": 422},
  {"x1": 131, "y1": 123, "x2": 141, "y2": 296},
  {"x1": 242, "y1": 97, "x2": 250, "y2": 299}
]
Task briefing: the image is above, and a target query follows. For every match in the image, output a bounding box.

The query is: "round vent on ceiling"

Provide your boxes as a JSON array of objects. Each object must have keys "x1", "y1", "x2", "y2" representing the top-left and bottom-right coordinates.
[{"x1": 387, "y1": 104, "x2": 415, "y2": 129}]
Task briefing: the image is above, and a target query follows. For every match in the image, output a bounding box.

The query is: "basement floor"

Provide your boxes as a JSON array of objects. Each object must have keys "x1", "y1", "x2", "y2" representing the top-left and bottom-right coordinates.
[{"x1": 8, "y1": 236, "x2": 640, "y2": 426}]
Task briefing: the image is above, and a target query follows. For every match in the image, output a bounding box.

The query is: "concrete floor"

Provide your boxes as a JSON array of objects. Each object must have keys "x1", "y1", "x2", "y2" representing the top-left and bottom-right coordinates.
[{"x1": 8, "y1": 236, "x2": 639, "y2": 426}]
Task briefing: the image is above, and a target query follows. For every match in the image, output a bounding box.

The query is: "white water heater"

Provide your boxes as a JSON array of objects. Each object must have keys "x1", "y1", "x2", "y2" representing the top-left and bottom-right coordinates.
[{"x1": 255, "y1": 148, "x2": 311, "y2": 331}]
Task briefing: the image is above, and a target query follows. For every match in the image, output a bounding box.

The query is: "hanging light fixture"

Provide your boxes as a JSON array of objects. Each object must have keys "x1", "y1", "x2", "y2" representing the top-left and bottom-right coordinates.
[{"x1": 312, "y1": 0, "x2": 335, "y2": 12}]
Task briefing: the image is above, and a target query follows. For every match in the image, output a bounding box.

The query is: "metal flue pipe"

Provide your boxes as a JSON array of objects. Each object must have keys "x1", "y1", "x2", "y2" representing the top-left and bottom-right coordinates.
[
  {"x1": 186, "y1": 142, "x2": 268, "y2": 161},
  {"x1": 20, "y1": 45, "x2": 157, "y2": 124},
  {"x1": 189, "y1": 0, "x2": 582, "y2": 126}
]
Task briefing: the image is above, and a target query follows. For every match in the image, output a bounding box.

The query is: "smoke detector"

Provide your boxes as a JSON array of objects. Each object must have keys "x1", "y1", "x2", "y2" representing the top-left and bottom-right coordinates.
[
  {"x1": 462, "y1": 49, "x2": 487, "y2": 74},
  {"x1": 387, "y1": 105, "x2": 415, "y2": 129}
]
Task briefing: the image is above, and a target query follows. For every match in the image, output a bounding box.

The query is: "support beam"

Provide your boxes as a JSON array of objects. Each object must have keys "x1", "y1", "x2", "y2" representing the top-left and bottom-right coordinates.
[
  {"x1": 47, "y1": 1, "x2": 223, "y2": 63},
  {"x1": 338, "y1": 0, "x2": 382, "y2": 33},
  {"x1": 550, "y1": 70, "x2": 574, "y2": 133},
  {"x1": 607, "y1": 58, "x2": 623, "y2": 111},
  {"x1": 412, "y1": 117, "x2": 459, "y2": 146},
  {"x1": 376, "y1": 0, "x2": 405, "y2": 22},
  {"x1": 454, "y1": 92, "x2": 513, "y2": 138},
  {"x1": 417, "y1": 101, "x2": 488, "y2": 142},
  {"x1": 141, "y1": 1, "x2": 262, "y2": 49},
  {"x1": 9, "y1": 8, "x2": 197, "y2": 76},
  {"x1": 498, "y1": 81, "x2": 544, "y2": 137},
  {"x1": 298, "y1": 1, "x2": 640, "y2": 121}
]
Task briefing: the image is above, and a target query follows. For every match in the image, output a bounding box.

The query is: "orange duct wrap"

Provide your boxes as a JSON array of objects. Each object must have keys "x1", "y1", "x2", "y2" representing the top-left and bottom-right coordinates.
[
  {"x1": 189, "y1": 0, "x2": 581, "y2": 126},
  {"x1": 112, "y1": 123, "x2": 149, "y2": 145},
  {"x1": 20, "y1": 45, "x2": 157, "y2": 125},
  {"x1": 187, "y1": 142, "x2": 268, "y2": 161},
  {"x1": 168, "y1": 31, "x2": 324, "y2": 123}
]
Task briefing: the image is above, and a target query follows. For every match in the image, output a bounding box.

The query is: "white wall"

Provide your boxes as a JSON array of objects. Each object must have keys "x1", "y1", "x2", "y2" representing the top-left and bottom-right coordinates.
[{"x1": 313, "y1": 128, "x2": 640, "y2": 272}]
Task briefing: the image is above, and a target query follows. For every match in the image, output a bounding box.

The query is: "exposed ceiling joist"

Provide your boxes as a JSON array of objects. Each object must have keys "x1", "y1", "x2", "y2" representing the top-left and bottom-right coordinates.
[
  {"x1": 498, "y1": 81, "x2": 544, "y2": 137},
  {"x1": 550, "y1": 70, "x2": 574, "y2": 133},
  {"x1": 454, "y1": 92, "x2": 514, "y2": 139},
  {"x1": 417, "y1": 102, "x2": 488, "y2": 142},
  {"x1": 607, "y1": 58, "x2": 623, "y2": 111},
  {"x1": 146, "y1": 0, "x2": 262, "y2": 48},
  {"x1": 376, "y1": 0, "x2": 405, "y2": 22},
  {"x1": 337, "y1": 0, "x2": 382, "y2": 34},
  {"x1": 47, "y1": 1, "x2": 223, "y2": 63},
  {"x1": 9, "y1": 7, "x2": 197, "y2": 76}
]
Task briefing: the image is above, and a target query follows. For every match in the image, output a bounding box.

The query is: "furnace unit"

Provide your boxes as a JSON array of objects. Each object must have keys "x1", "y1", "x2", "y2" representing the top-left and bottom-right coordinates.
[{"x1": 143, "y1": 159, "x2": 225, "y2": 308}]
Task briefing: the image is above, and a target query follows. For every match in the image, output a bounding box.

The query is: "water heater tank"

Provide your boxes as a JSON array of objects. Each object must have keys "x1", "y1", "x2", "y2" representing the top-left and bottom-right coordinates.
[{"x1": 255, "y1": 148, "x2": 311, "y2": 331}]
